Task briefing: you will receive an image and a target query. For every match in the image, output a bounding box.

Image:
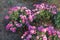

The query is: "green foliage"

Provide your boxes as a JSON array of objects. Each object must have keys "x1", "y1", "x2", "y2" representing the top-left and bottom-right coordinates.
[
  {"x1": 39, "y1": 37, "x2": 42, "y2": 40},
  {"x1": 40, "y1": 10, "x2": 52, "y2": 20},
  {"x1": 54, "y1": 12, "x2": 60, "y2": 28},
  {"x1": 35, "y1": 10, "x2": 52, "y2": 26},
  {"x1": 10, "y1": 11, "x2": 19, "y2": 20},
  {"x1": 54, "y1": 35, "x2": 59, "y2": 40},
  {"x1": 47, "y1": 0, "x2": 52, "y2": 3}
]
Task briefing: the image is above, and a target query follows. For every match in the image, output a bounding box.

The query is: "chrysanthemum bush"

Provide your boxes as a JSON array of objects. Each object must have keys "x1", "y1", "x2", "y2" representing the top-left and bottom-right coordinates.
[{"x1": 5, "y1": 3, "x2": 60, "y2": 40}]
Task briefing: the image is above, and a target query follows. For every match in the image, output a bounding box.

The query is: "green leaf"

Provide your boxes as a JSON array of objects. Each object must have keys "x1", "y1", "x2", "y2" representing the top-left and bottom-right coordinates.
[
  {"x1": 52, "y1": 36, "x2": 54, "y2": 40},
  {"x1": 54, "y1": 12, "x2": 60, "y2": 28},
  {"x1": 54, "y1": 35, "x2": 59, "y2": 40},
  {"x1": 39, "y1": 37, "x2": 42, "y2": 40},
  {"x1": 19, "y1": 20, "x2": 22, "y2": 23},
  {"x1": 10, "y1": 11, "x2": 19, "y2": 20}
]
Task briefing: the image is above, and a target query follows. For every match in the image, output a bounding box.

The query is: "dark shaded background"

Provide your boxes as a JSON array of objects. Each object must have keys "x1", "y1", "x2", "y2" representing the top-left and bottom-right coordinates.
[{"x1": 0, "y1": 0, "x2": 60, "y2": 40}]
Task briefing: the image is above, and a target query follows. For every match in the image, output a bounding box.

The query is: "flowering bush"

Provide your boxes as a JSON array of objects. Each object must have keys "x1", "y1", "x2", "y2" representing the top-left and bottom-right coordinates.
[{"x1": 5, "y1": 3, "x2": 60, "y2": 40}]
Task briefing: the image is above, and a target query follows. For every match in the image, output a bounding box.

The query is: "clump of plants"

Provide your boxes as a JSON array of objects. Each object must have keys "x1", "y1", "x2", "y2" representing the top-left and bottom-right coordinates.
[{"x1": 5, "y1": 3, "x2": 60, "y2": 40}]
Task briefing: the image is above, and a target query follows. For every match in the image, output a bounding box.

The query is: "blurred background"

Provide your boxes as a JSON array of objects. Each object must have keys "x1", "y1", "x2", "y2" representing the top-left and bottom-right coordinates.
[{"x1": 0, "y1": 0, "x2": 60, "y2": 40}]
